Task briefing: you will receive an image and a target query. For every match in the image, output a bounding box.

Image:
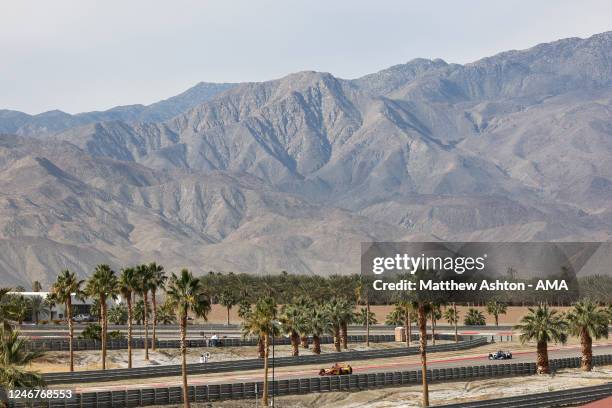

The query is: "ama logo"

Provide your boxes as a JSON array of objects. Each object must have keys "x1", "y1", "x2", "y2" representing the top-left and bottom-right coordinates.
[{"x1": 535, "y1": 280, "x2": 569, "y2": 290}]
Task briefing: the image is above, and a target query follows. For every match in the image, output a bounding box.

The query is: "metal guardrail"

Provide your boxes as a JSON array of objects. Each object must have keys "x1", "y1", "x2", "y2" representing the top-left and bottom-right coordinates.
[
  {"x1": 42, "y1": 337, "x2": 488, "y2": 385},
  {"x1": 25, "y1": 334, "x2": 397, "y2": 351},
  {"x1": 434, "y1": 382, "x2": 612, "y2": 407},
  {"x1": 26, "y1": 333, "x2": 478, "y2": 351},
  {"x1": 9, "y1": 354, "x2": 612, "y2": 408}
]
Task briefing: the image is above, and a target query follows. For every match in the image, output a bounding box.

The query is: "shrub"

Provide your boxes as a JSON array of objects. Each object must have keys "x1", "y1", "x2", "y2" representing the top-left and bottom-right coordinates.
[
  {"x1": 79, "y1": 323, "x2": 102, "y2": 341},
  {"x1": 464, "y1": 308, "x2": 486, "y2": 325},
  {"x1": 108, "y1": 304, "x2": 128, "y2": 325},
  {"x1": 108, "y1": 330, "x2": 125, "y2": 340}
]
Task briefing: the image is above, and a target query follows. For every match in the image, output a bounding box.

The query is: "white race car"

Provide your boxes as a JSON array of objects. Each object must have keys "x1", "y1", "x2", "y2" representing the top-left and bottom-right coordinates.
[{"x1": 488, "y1": 350, "x2": 512, "y2": 360}]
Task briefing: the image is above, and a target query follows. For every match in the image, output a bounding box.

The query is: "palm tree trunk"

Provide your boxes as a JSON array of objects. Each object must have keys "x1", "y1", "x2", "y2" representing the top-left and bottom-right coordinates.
[
  {"x1": 333, "y1": 325, "x2": 341, "y2": 352},
  {"x1": 313, "y1": 335, "x2": 321, "y2": 354},
  {"x1": 404, "y1": 315, "x2": 410, "y2": 348},
  {"x1": 144, "y1": 292, "x2": 149, "y2": 361},
  {"x1": 300, "y1": 334, "x2": 309, "y2": 348},
  {"x1": 418, "y1": 303, "x2": 429, "y2": 407},
  {"x1": 127, "y1": 295, "x2": 133, "y2": 369},
  {"x1": 366, "y1": 299, "x2": 370, "y2": 347},
  {"x1": 341, "y1": 321, "x2": 348, "y2": 350},
  {"x1": 67, "y1": 300, "x2": 74, "y2": 372},
  {"x1": 408, "y1": 313, "x2": 412, "y2": 347},
  {"x1": 536, "y1": 340, "x2": 549, "y2": 374},
  {"x1": 258, "y1": 336, "x2": 265, "y2": 358},
  {"x1": 581, "y1": 329, "x2": 593, "y2": 371},
  {"x1": 453, "y1": 303, "x2": 458, "y2": 343},
  {"x1": 152, "y1": 289, "x2": 157, "y2": 352},
  {"x1": 431, "y1": 313, "x2": 436, "y2": 346},
  {"x1": 101, "y1": 296, "x2": 107, "y2": 370},
  {"x1": 226, "y1": 307, "x2": 230, "y2": 326},
  {"x1": 180, "y1": 314, "x2": 190, "y2": 408},
  {"x1": 290, "y1": 331, "x2": 299, "y2": 357},
  {"x1": 262, "y1": 332, "x2": 270, "y2": 406}
]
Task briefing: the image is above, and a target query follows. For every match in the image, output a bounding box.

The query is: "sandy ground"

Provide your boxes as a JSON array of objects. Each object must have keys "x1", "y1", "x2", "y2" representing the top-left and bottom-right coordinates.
[
  {"x1": 199, "y1": 366, "x2": 612, "y2": 408},
  {"x1": 196, "y1": 305, "x2": 572, "y2": 326},
  {"x1": 32, "y1": 341, "x2": 444, "y2": 373}
]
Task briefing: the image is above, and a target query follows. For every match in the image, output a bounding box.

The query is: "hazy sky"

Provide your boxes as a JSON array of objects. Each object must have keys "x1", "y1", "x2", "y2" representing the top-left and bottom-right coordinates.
[{"x1": 2, "y1": 0, "x2": 611, "y2": 114}]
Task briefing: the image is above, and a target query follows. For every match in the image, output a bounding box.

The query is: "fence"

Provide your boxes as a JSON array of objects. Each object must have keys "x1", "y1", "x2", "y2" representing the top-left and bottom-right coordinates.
[
  {"x1": 41, "y1": 337, "x2": 488, "y2": 384},
  {"x1": 8, "y1": 354, "x2": 612, "y2": 408},
  {"x1": 26, "y1": 333, "x2": 475, "y2": 352},
  {"x1": 25, "y1": 334, "x2": 394, "y2": 352}
]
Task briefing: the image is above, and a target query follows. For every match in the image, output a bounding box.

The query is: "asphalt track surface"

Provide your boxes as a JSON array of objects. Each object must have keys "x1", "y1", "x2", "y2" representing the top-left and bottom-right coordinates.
[{"x1": 70, "y1": 343, "x2": 612, "y2": 393}]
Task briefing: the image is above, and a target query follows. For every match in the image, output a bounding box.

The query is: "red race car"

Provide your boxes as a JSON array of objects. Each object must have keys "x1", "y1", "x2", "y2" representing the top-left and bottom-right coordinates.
[{"x1": 319, "y1": 363, "x2": 353, "y2": 376}]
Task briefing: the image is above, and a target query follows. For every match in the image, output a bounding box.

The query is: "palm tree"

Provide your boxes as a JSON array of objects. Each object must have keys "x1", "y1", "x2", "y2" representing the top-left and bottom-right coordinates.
[
  {"x1": 0, "y1": 288, "x2": 15, "y2": 324},
  {"x1": 135, "y1": 264, "x2": 154, "y2": 360},
  {"x1": 240, "y1": 304, "x2": 265, "y2": 359},
  {"x1": 50, "y1": 270, "x2": 84, "y2": 372},
  {"x1": 395, "y1": 301, "x2": 414, "y2": 347},
  {"x1": 108, "y1": 304, "x2": 128, "y2": 324},
  {"x1": 31, "y1": 280, "x2": 43, "y2": 292},
  {"x1": 219, "y1": 289, "x2": 237, "y2": 326},
  {"x1": 11, "y1": 295, "x2": 29, "y2": 325},
  {"x1": 353, "y1": 307, "x2": 377, "y2": 326},
  {"x1": 464, "y1": 308, "x2": 486, "y2": 325},
  {"x1": 338, "y1": 298, "x2": 354, "y2": 350},
  {"x1": 119, "y1": 267, "x2": 138, "y2": 368},
  {"x1": 385, "y1": 308, "x2": 404, "y2": 326},
  {"x1": 0, "y1": 325, "x2": 44, "y2": 388},
  {"x1": 85, "y1": 264, "x2": 118, "y2": 370},
  {"x1": 443, "y1": 303, "x2": 459, "y2": 343},
  {"x1": 486, "y1": 300, "x2": 507, "y2": 326},
  {"x1": 325, "y1": 298, "x2": 343, "y2": 352},
  {"x1": 166, "y1": 269, "x2": 211, "y2": 408},
  {"x1": 29, "y1": 296, "x2": 44, "y2": 325},
  {"x1": 566, "y1": 299, "x2": 609, "y2": 371},
  {"x1": 156, "y1": 300, "x2": 177, "y2": 325},
  {"x1": 237, "y1": 300, "x2": 251, "y2": 321},
  {"x1": 148, "y1": 262, "x2": 166, "y2": 352},
  {"x1": 292, "y1": 296, "x2": 313, "y2": 348},
  {"x1": 42, "y1": 296, "x2": 55, "y2": 322},
  {"x1": 514, "y1": 304, "x2": 568, "y2": 374},
  {"x1": 89, "y1": 297, "x2": 101, "y2": 324},
  {"x1": 308, "y1": 307, "x2": 330, "y2": 355},
  {"x1": 430, "y1": 303, "x2": 442, "y2": 345},
  {"x1": 355, "y1": 276, "x2": 371, "y2": 347},
  {"x1": 279, "y1": 304, "x2": 301, "y2": 357},
  {"x1": 242, "y1": 296, "x2": 277, "y2": 407},
  {"x1": 415, "y1": 301, "x2": 432, "y2": 407}
]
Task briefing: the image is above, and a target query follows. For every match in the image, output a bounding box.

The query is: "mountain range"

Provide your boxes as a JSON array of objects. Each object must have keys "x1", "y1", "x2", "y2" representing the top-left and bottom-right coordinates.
[{"x1": 1, "y1": 32, "x2": 611, "y2": 286}]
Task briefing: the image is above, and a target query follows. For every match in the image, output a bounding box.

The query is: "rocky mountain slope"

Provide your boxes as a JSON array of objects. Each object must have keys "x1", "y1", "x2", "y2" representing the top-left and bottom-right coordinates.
[{"x1": 1, "y1": 32, "x2": 611, "y2": 286}]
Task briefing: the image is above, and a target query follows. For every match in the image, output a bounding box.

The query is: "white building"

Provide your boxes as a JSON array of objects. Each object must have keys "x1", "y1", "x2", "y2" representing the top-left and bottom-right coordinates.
[{"x1": 6, "y1": 292, "x2": 115, "y2": 322}]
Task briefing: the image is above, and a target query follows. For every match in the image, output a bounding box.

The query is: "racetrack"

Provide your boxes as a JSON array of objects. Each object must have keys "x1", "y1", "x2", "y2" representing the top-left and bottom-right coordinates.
[{"x1": 68, "y1": 343, "x2": 612, "y2": 392}]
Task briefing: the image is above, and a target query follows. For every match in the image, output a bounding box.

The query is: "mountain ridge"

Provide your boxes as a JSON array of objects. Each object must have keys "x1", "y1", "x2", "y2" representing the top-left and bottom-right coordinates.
[{"x1": 1, "y1": 31, "x2": 611, "y2": 286}]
